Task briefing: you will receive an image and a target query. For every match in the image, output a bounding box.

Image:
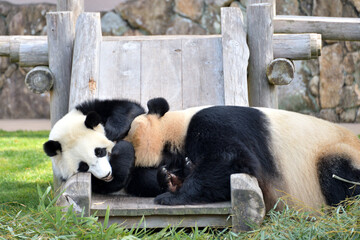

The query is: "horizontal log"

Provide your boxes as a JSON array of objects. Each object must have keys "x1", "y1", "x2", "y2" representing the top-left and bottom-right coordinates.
[
  {"x1": 274, "y1": 15, "x2": 360, "y2": 41},
  {"x1": 266, "y1": 58, "x2": 295, "y2": 85},
  {"x1": 25, "y1": 66, "x2": 54, "y2": 94}
]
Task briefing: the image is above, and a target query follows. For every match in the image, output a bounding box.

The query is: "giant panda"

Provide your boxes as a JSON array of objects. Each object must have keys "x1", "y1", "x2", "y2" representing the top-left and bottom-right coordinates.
[
  {"x1": 43, "y1": 99, "x2": 163, "y2": 197},
  {"x1": 126, "y1": 97, "x2": 360, "y2": 211}
]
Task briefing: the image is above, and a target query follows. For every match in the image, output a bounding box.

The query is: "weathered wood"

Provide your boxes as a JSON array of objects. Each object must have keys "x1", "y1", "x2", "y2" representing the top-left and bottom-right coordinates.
[
  {"x1": 46, "y1": 12, "x2": 75, "y2": 191},
  {"x1": 181, "y1": 37, "x2": 224, "y2": 108},
  {"x1": 99, "y1": 41, "x2": 141, "y2": 101},
  {"x1": 231, "y1": 174, "x2": 265, "y2": 232},
  {"x1": 69, "y1": 12, "x2": 102, "y2": 110},
  {"x1": 19, "y1": 41, "x2": 48, "y2": 67},
  {"x1": 25, "y1": 66, "x2": 54, "y2": 93},
  {"x1": 221, "y1": 7, "x2": 249, "y2": 106},
  {"x1": 266, "y1": 58, "x2": 295, "y2": 85},
  {"x1": 140, "y1": 39, "x2": 183, "y2": 110},
  {"x1": 0, "y1": 36, "x2": 47, "y2": 61},
  {"x1": 91, "y1": 194, "x2": 231, "y2": 228},
  {"x1": 273, "y1": 33, "x2": 321, "y2": 60},
  {"x1": 57, "y1": 0, "x2": 84, "y2": 21},
  {"x1": 274, "y1": 15, "x2": 360, "y2": 41},
  {"x1": 57, "y1": 173, "x2": 91, "y2": 216},
  {"x1": 247, "y1": 3, "x2": 277, "y2": 108}
]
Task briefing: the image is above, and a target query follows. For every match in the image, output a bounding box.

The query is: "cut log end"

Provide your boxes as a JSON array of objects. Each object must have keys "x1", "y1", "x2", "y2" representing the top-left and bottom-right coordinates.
[
  {"x1": 25, "y1": 66, "x2": 54, "y2": 94},
  {"x1": 266, "y1": 58, "x2": 295, "y2": 85}
]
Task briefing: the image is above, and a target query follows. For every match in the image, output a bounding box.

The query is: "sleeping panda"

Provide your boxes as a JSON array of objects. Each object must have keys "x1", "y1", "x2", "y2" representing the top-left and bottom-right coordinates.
[
  {"x1": 126, "y1": 97, "x2": 360, "y2": 211},
  {"x1": 43, "y1": 99, "x2": 162, "y2": 197}
]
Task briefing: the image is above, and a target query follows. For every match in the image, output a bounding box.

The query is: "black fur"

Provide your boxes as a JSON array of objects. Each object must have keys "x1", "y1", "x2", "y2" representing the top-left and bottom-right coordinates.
[
  {"x1": 84, "y1": 111, "x2": 101, "y2": 129},
  {"x1": 317, "y1": 155, "x2": 360, "y2": 205},
  {"x1": 78, "y1": 161, "x2": 89, "y2": 172},
  {"x1": 92, "y1": 140, "x2": 162, "y2": 196},
  {"x1": 76, "y1": 99, "x2": 145, "y2": 141},
  {"x1": 147, "y1": 97, "x2": 169, "y2": 117},
  {"x1": 43, "y1": 140, "x2": 62, "y2": 157},
  {"x1": 155, "y1": 106, "x2": 278, "y2": 205}
]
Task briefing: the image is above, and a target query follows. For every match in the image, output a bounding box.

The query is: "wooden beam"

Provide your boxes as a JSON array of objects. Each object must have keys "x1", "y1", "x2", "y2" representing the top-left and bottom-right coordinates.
[
  {"x1": 25, "y1": 66, "x2": 54, "y2": 93},
  {"x1": 57, "y1": 0, "x2": 84, "y2": 22},
  {"x1": 221, "y1": 7, "x2": 249, "y2": 106},
  {"x1": 68, "y1": 12, "x2": 102, "y2": 111},
  {"x1": 247, "y1": 3, "x2": 277, "y2": 108},
  {"x1": 274, "y1": 15, "x2": 360, "y2": 41},
  {"x1": 266, "y1": 58, "x2": 295, "y2": 85}
]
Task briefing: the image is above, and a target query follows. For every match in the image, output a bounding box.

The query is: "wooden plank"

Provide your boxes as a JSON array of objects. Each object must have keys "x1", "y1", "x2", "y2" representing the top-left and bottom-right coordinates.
[
  {"x1": 57, "y1": 0, "x2": 84, "y2": 21},
  {"x1": 69, "y1": 12, "x2": 102, "y2": 110},
  {"x1": 181, "y1": 37, "x2": 224, "y2": 109},
  {"x1": 247, "y1": 3, "x2": 277, "y2": 108},
  {"x1": 19, "y1": 41, "x2": 48, "y2": 67},
  {"x1": 91, "y1": 194, "x2": 231, "y2": 216},
  {"x1": 99, "y1": 41, "x2": 141, "y2": 100},
  {"x1": 99, "y1": 214, "x2": 231, "y2": 228},
  {"x1": 140, "y1": 39, "x2": 183, "y2": 110},
  {"x1": 221, "y1": 7, "x2": 249, "y2": 106},
  {"x1": 274, "y1": 15, "x2": 360, "y2": 41}
]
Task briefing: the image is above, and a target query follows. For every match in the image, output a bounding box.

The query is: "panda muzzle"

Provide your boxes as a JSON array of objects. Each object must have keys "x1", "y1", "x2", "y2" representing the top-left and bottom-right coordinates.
[{"x1": 102, "y1": 172, "x2": 113, "y2": 182}]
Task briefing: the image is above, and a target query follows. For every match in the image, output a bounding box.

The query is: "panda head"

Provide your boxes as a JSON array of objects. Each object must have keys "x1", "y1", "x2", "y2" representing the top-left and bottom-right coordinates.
[{"x1": 43, "y1": 110, "x2": 115, "y2": 182}]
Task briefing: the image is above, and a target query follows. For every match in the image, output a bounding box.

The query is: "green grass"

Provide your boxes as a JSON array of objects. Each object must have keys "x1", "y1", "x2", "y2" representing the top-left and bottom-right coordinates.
[{"x1": 0, "y1": 130, "x2": 359, "y2": 239}]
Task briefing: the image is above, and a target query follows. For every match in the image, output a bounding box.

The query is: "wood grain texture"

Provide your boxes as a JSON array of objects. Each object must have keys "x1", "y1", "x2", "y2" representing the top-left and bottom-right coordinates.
[
  {"x1": 25, "y1": 66, "x2": 54, "y2": 93},
  {"x1": 247, "y1": 3, "x2": 277, "y2": 108},
  {"x1": 19, "y1": 41, "x2": 48, "y2": 67},
  {"x1": 274, "y1": 15, "x2": 360, "y2": 41},
  {"x1": 57, "y1": 0, "x2": 84, "y2": 21},
  {"x1": 69, "y1": 12, "x2": 102, "y2": 110},
  {"x1": 221, "y1": 7, "x2": 249, "y2": 106}
]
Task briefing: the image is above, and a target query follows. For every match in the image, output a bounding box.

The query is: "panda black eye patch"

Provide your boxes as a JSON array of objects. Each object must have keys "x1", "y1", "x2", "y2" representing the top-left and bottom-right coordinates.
[
  {"x1": 94, "y1": 147, "x2": 107, "y2": 158},
  {"x1": 78, "y1": 161, "x2": 89, "y2": 172}
]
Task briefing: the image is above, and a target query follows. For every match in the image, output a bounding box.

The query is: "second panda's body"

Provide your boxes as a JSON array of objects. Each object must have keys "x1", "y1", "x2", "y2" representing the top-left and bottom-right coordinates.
[{"x1": 127, "y1": 98, "x2": 360, "y2": 211}]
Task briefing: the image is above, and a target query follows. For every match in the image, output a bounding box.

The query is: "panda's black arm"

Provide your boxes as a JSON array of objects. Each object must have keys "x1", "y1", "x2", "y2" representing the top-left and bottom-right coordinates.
[{"x1": 92, "y1": 141, "x2": 135, "y2": 194}]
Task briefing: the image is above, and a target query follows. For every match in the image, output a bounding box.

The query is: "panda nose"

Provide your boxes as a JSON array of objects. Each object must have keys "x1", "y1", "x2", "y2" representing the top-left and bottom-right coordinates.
[{"x1": 102, "y1": 172, "x2": 113, "y2": 182}]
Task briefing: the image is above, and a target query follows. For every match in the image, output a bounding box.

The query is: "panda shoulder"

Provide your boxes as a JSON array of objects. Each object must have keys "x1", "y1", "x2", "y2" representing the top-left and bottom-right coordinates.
[{"x1": 147, "y1": 98, "x2": 170, "y2": 117}]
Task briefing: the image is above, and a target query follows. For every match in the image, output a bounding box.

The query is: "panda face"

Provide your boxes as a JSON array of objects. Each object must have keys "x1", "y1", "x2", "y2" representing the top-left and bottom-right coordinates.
[{"x1": 44, "y1": 110, "x2": 115, "y2": 182}]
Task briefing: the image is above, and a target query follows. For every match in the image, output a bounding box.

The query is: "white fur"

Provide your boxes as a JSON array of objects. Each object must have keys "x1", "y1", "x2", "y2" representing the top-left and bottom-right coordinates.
[{"x1": 49, "y1": 110, "x2": 115, "y2": 181}]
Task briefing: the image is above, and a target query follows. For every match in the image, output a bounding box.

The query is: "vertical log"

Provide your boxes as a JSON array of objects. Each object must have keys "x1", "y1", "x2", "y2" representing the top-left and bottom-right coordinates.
[
  {"x1": 68, "y1": 13, "x2": 102, "y2": 110},
  {"x1": 46, "y1": 12, "x2": 75, "y2": 191},
  {"x1": 221, "y1": 7, "x2": 249, "y2": 106},
  {"x1": 247, "y1": 2, "x2": 277, "y2": 108},
  {"x1": 57, "y1": 0, "x2": 84, "y2": 21}
]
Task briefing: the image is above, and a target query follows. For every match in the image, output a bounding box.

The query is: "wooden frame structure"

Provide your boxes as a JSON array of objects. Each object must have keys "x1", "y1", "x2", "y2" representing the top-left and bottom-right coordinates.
[{"x1": 1, "y1": 0, "x2": 360, "y2": 231}]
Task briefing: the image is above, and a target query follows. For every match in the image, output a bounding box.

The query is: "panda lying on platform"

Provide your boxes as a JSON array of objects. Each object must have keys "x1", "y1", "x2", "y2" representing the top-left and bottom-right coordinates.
[
  {"x1": 44, "y1": 97, "x2": 360, "y2": 212},
  {"x1": 126, "y1": 98, "x2": 360, "y2": 211}
]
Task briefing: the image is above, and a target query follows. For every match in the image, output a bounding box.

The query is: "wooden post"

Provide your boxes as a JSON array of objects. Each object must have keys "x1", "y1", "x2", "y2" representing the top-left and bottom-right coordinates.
[
  {"x1": 266, "y1": 58, "x2": 295, "y2": 85},
  {"x1": 25, "y1": 66, "x2": 54, "y2": 93},
  {"x1": 68, "y1": 13, "x2": 102, "y2": 110},
  {"x1": 231, "y1": 174, "x2": 265, "y2": 232},
  {"x1": 247, "y1": 2, "x2": 277, "y2": 108},
  {"x1": 221, "y1": 7, "x2": 249, "y2": 106},
  {"x1": 57, "y1": 0, "x2": 84, "y2": 21}
]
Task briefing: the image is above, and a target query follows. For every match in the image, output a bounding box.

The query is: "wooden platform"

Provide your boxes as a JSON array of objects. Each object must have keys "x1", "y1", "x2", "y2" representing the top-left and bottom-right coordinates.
[{"x1": 92, "y1": 194, "x2": 232, "y2": 228}]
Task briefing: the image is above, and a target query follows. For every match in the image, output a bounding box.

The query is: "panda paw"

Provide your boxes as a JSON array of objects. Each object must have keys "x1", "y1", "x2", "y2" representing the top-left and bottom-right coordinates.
[{"x1": 154, "y1": 192, "x2": 184, "y2": 205}]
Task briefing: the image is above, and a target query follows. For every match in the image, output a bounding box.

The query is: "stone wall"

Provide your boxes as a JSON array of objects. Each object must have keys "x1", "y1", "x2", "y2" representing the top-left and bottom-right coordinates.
[{"x1": 0, "y1": 0, "x2": 359, "y2": 121}]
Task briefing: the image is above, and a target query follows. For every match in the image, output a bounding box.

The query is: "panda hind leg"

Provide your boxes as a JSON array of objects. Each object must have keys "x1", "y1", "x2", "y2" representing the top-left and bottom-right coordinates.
[{"x1": 317, "y1": 155, "x2": 360, "y2": 206}]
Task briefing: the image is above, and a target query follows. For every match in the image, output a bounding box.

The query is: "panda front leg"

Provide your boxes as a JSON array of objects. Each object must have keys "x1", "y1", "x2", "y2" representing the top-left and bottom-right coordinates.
[{"x1": 92, "y1": 140, "x2": 135, "y2": 194}]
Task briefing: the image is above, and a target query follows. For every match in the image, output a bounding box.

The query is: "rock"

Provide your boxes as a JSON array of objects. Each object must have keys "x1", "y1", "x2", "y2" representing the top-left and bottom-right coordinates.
[
  {"x1": 116, "y1": 0, "x2": 174, "y2": 35},
  {"x1": 340, "y1": 85, "x2": 360, "y2": 108},
  {"x1": 345, "y1": 75, "x2": 355, "y2": 86},
  {"x1": 319, "y1": 109, "x2": 339, "y2": 122},
  {"x1": 276, "y1": 0, "x2": 299, "y2": 15},
  {"x1": 166, "y1": 15, "x2": 206, "y2": 35},
  {"x1": 309, "y1": 76, "x2": 319, "y2": 96},
  {"x1": 339, "y1": 108, "x2": 357, "y2": 123},
  {"x1": 0, "y1": 16, "x2": 6, "y2": 35},
  {"x1": 0, "y1": 2, "x2": 13, "y2": 16},
  {"x1": 174, "y1": 0, "x2": 204, "y2": 22},
  {"x1": 349, "y1": 0, "x2": 360, "y2": 13},
  {"x1": 298, "y1": 0, "x2": 313, "y2": 16},
  {"x1": 4, "y1": 64, "x2": 17, "y2": 78},
  {"x1": 343, "y1": 53, "x2": 355, "y2": 74},
  {"x1": 342, "y1": 2, "x2": 358, "y2": 18},
  {"x1": 205, "y1": 0, "x2": 233, "y2": 8},
  {"x1": 8, "y1": 11, "x2": 25, "y2": 35},
  {"x1": 200, "y1": 5, "x2": 221, "y2": 34},
  {"x1": 101, "y1": 12, "x2": 129, "y2": 36},
  {"x1": 313, "y1": 0, "x2": 343, "y2": 17},
  {"x1": 319, "y1": 43, "x2": 345, "y2": 108},
  {"x1": 345, "y1": 41, "x2": 360, "y2": 52}
]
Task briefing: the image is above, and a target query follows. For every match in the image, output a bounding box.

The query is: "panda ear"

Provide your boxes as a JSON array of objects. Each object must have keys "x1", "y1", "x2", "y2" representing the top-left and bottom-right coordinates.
[
  {"x1": 85, "y1": 111, "x2": 101, "y2": 129},
  {"x1": 147, "y1": 97, "x2": 169, "y2": 117},
  {"x1": 43, "y1": 140, "x2": 62, "y2": 157}
]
